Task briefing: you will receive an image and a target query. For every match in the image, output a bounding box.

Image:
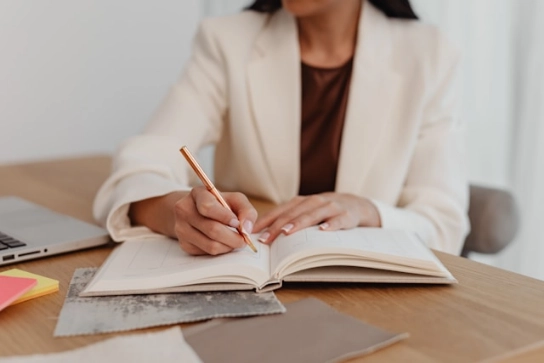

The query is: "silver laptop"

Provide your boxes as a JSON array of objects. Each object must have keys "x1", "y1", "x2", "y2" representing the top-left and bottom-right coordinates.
[{"x1": 0, "y1": 196, "x2": 110, "y2": 266}]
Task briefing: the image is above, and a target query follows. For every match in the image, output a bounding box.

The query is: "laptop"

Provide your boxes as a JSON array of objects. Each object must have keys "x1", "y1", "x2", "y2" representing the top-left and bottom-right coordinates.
[{"x1": 0, "y1": 196, "x2": 110, "y2": 266}]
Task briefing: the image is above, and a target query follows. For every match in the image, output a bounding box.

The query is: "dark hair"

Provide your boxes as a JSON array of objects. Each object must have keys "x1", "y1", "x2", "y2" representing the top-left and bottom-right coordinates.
[{"x1": 246, "y1": 0, "x2": 418, "y2": 20}]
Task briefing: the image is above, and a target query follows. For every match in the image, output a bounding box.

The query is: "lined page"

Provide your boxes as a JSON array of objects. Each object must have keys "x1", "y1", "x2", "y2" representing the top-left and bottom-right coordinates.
[
  {"x1": 83, "y1": 236, "x2": 270, "y2": 294},
  {"x1": 270, "y1": 227, "x2": 438, "y2": 276}
]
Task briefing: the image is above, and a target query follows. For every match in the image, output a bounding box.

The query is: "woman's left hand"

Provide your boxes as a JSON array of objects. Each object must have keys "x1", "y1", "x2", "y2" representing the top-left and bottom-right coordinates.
[{"x1": 253, "y1": 193, "x2": 381, "y2": 244}]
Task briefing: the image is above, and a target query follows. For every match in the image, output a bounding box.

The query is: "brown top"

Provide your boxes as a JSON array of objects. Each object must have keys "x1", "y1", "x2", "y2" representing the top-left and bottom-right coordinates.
[{"x1": 299, "y1": 58, "x2": 354, "y2": 195}]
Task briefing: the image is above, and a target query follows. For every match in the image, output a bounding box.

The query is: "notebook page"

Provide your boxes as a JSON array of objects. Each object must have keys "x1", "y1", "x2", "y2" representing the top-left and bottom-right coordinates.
[
  {"x1": 83, "y1": 236, "x2": 270, "y2": 294},
  {"x1": 270, "y1": 227, "x2": 438, "y2": 277}
]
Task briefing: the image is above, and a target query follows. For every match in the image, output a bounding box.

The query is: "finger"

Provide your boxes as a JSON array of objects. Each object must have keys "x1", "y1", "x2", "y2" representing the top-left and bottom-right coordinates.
[
  {"x1": 259, "y1": 196, "x2": 328, "y2": 244},
  {"x1": 176, "y1": 222, "x2": 235, "y2": 256},
  {"x1": 173, "y1": 218, "x2": 210, "y2": 255},
  {"x1": 178, "y1": 237, "x2": 208, "y2": 255},
  {"x1": 282, "y1": 200, "x2": 343, "y2": 235},
  {"x1": 318, "y1": 212, "x2": 358, "y2": 231},
  {"x1": 191, "y1": 187, "x2": 240, "y2": 228},
  {"x1": 254, "y1": 196, "x2": 305, "y2": 232},
  {"x1": 174, "y1": 191, "x2": 244, "y2": 252},
  {"x1": 224, "y1": 192, "x2": 258, "y2": 234},
  {"x1": 193, "y1": 216, "x2": 247, "y2": 250}
]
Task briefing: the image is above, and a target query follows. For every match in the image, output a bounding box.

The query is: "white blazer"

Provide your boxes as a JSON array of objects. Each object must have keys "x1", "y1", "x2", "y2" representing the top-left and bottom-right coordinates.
[{"x1": 94, "y1": 1, "x2": 470, "y2": 254}]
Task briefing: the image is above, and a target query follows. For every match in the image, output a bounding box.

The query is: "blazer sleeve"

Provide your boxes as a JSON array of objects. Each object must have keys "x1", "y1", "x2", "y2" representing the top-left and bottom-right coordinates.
[
  {"x1": 93, "y1": 20, "x2": 227, "y2": 241},
  {"x1": 372, "y1": 47, "x2": 470, "y2": 255}
]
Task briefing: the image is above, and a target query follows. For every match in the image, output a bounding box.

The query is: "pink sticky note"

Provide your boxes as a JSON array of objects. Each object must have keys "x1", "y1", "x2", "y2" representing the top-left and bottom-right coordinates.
[{"x1": 0, "y1": 275, "x2": 37, "y2": 312}]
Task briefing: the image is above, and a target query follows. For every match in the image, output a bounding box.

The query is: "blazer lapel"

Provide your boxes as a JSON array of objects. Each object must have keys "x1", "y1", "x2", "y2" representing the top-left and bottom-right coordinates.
[
  {"x1": 247, "y1": 10, "x2": 301, "y2": 203},
  {"x1": 336, "y1": 2, "x2": 404, "y2": 194}
]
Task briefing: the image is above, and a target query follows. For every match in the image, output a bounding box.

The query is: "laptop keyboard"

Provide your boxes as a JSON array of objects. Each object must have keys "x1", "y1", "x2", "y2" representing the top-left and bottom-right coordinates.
[{"x1": 0, "y1": 232, "x2": 27, "y2": 250}]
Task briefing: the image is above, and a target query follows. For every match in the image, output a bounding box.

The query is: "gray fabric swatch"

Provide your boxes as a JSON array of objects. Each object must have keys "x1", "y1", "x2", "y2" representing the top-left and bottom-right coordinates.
[{"x1": 54, "y1": 268, "x2": 285, "y2": 337}]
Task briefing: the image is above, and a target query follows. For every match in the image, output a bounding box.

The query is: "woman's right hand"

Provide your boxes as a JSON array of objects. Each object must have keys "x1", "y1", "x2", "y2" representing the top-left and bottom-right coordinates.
[
  {"x1": 129, "y1": 187, "x2": 257, "y2": 256},
  {"x1": 173, "y1": 187, "x2": 257, "y2": 255}
]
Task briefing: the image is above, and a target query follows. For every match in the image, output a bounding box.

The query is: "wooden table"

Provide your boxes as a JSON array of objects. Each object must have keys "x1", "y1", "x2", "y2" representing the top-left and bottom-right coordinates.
[{"x1": 1, "y1": 156, "x2": 544, "y2": 362}]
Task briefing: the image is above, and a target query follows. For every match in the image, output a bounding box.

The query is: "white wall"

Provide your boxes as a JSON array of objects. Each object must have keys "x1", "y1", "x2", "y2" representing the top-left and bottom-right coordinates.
[
  {"x1": 0, "y1": 0, "x2": 201, "y2": 164},
  {"x1": 412, "y1": 0, "x2": 515, "y2": 188}
]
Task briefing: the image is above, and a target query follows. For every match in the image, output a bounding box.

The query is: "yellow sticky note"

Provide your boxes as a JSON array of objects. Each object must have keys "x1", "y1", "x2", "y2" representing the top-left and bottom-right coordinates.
[{"x1": 0, "y1": 269, "x2": 59, "y2": 305}]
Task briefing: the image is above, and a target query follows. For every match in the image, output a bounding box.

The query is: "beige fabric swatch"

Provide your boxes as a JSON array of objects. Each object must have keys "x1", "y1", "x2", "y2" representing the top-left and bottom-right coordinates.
[
  {"x1": 0, "y1": 327, "x2": 201, "y2": 363},
  {"x1": 184, "y1": 298, "x2": 408, "y2": 363}
]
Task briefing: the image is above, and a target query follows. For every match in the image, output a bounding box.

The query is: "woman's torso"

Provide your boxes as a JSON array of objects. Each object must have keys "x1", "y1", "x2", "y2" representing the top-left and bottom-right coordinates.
[{"x1": 182, "y1": 5, "x2": 459, "y2": 204}]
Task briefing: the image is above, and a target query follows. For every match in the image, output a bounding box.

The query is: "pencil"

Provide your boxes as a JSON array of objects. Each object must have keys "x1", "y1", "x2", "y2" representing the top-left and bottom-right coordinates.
[{"x1": 179, "y1": 146, "x2": 258, "y2": 253}]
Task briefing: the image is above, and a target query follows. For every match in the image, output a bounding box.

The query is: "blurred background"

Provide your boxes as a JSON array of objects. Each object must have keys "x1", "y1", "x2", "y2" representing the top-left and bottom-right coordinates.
[{"x1": 1, "y1": 0, "x2": 542, "y2": 279}]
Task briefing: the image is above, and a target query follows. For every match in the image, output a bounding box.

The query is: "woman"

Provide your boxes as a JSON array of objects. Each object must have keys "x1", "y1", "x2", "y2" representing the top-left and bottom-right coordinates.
[{"x1": 94, "y1": 0, "x2": 469, "y2": 256}]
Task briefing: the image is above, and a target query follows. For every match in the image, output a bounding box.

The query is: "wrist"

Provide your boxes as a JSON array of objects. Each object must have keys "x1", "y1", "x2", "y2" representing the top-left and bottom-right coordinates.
[
  {"x1": 357, "y1": 196, "x2": 382, "y2": 228},
  {"x1": 129, "y1": 191, "x2": 188, "y2": 237}
]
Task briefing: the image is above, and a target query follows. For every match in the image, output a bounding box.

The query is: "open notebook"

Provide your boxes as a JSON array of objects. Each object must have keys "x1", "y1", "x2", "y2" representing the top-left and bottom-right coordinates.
[{"x1": 81, "y1": 227, "x2": 456, "y2": 296}]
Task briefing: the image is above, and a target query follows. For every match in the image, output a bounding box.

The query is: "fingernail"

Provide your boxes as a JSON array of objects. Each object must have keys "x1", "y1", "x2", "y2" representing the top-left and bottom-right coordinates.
[
  {"x1": 319, "y1": 222, "x2": 329, "y2": 230},
  {"x1": 243, "y1": 220, "x2": 253, "y2": 234},
  {"x1": 281, "y1": 223, "x2": 294, "y2": 233},
  {"x1": 228, "y1": 218, "x2": 240, "y2": 228},
  {"x1": 258, "y1": 232, "x2": 270, "y2": 243}
]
